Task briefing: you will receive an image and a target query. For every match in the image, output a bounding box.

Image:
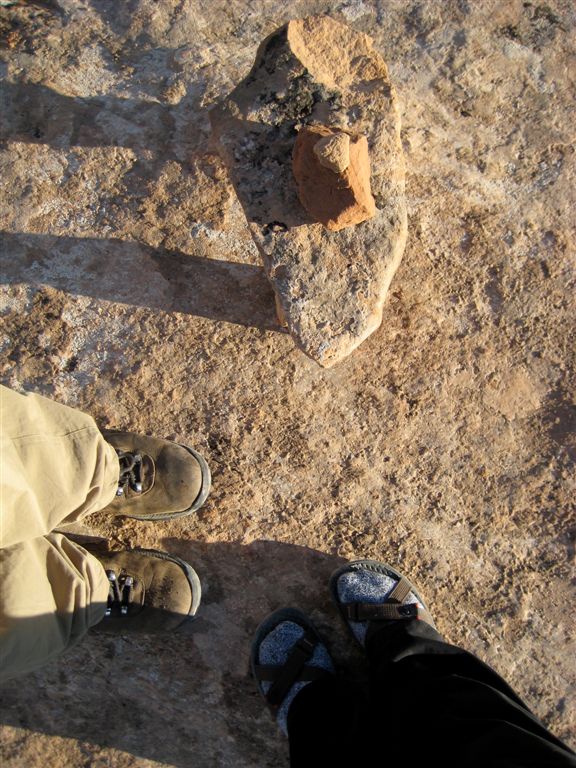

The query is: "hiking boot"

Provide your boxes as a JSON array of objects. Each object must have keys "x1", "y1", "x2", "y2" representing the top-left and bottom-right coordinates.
[
  {"x1": 102, "y1": 430, "x2": 211, "y2": 521},
  {"x1": 92, "y1": 548, "x2": 201, "y2": 632}
]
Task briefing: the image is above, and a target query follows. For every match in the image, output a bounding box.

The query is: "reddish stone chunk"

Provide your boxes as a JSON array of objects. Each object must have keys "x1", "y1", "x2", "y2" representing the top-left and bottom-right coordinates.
[{"x1": 293, "y1": 125, "x2": 376, "y2": 232}]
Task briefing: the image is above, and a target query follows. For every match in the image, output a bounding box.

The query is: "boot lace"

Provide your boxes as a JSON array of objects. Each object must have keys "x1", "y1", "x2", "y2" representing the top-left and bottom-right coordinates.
[
  {"x1": 105, "y1": 570, "x2": 134, "y2": 617},
  {"x1": 116, "y1": 450, "x2": 143, "y2": 496}
]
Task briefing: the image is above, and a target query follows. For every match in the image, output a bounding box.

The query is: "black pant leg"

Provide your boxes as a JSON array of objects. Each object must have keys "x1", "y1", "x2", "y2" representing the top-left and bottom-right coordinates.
[
  {"x1": 287, "y1": 677, "x2": 367, "y2": 768},
  {"x1": 365, "y1": 619, "x2": 576, "y2": 768}
]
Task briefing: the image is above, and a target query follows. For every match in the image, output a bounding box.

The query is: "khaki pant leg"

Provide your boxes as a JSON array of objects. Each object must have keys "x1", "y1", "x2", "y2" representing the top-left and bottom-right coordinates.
[
  {"x1": 0, "y1": 532, "x2": 109, "y2": 681},
  {"x1": 0, "y1": 385, "x2": 119, "y2": 548}
]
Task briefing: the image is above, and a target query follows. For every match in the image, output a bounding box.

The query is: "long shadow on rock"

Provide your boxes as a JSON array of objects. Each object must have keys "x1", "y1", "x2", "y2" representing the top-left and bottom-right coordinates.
[
  {"x1": 0, "y1": 231, "x2": 280, "y2": 331},
  {"x1": 0, "y1": 540, "x2": 360, "y2": 768},
  {"x1": 0, "y1": 80, "x2": 203, "y2": 154}
]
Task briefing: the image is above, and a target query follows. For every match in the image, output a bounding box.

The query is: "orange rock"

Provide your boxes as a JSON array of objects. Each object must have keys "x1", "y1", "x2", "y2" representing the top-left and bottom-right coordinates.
[{"x1": 293, "y1": 125, "x2": 376, "y2": 231}]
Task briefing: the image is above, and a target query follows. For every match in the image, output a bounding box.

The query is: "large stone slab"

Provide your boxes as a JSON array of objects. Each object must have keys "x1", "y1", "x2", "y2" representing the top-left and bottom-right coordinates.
[{"x1": 211, "y1": 16, "x2": 407, "y2": 367}]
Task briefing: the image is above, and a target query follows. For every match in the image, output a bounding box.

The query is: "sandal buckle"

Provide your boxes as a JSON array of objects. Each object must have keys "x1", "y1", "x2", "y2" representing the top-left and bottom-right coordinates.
[
  {"x1": 345, "y1": 602, "x2": 419, "y2": 621},
  {"x1": 397, "y1": 604, "x2": 418, "y2": 619}
]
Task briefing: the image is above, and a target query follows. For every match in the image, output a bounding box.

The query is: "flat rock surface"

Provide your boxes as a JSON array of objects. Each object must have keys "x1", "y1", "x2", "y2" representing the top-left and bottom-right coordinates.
[
  {"x1": 0, "y1": 1, "x2": 575, "y2": 766},
  {"x1": 211, "y1": 16, "x2": 407, "y2": 367}
]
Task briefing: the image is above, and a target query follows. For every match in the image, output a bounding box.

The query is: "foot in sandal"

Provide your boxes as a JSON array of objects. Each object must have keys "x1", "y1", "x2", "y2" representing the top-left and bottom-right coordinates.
[
  {"x1": 251, "y1": 608, "x2": 335, "y2": 735},
  {"x1": 329, "y1": 559, "x2": 435, "y2": 647}
]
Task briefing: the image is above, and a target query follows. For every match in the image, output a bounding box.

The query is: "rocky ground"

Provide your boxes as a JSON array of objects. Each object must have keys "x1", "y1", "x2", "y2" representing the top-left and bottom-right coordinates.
[{"x1": 0, "y1": 1, "x2": 574, "y2": 766}]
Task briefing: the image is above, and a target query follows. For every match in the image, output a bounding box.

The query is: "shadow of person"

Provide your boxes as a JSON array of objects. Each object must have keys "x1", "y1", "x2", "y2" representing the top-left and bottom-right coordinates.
[
  {"x1": 0, "y1": 75, "x2": 286, "y2": 332},
  {"x1": 0, "y1": 540, "x2": 357, "y2": 768},
  {"x1": 0, "y1": 80, "x2": 180, "y2": 152},
  {"x1": 0, "y1": 231, "x2": 282, "y2": 331}
]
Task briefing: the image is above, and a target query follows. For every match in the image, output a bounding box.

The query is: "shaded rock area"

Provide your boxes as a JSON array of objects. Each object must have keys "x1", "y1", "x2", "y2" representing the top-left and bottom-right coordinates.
[
  {"x1": 0, "y1": 1, "x2": 575, "y2": 767},
  {"x1": 293, "y1": 125, "x2": 376, "y2": 231},
  {"x1": 211, "y1": 16, "x2": 407, "y2": 368}
]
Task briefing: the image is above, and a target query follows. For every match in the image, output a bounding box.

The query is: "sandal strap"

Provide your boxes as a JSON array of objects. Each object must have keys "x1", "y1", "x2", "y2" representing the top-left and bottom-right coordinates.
[
  {"x1": 387, "y1": 576, "x2": 412, "y2": 603},
  {"x1": 344, "y1": 601, "x2": 433, "y2": 626},
  {"x1": 254, "y1": 664, "x2": 329, "y2": 683},
  {"x1": 264, "y1": 630, "x2": 318, "y2": 708}
]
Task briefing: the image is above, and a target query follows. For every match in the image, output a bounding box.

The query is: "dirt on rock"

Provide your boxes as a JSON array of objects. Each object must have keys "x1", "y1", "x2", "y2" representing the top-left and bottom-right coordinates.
[{"x1": 0, "y1": 1, "x2": 575, "y2": 766}]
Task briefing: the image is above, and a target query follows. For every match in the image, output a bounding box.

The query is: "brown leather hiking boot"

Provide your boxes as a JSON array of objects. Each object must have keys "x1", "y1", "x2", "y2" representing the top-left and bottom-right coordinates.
[
  {"x1": 92, "y1": 548, "x2": 201, "y2": 632},
  {"x1": 101, "y1": 430, "x2": 211, "y2": 521}
]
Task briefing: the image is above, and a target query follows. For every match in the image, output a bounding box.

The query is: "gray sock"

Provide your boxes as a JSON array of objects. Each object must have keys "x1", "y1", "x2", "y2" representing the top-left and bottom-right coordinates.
[
  {"x1": 337, "y1": 569, "x2": 421, "y2": 646},
  {"x1": 258, "y1": 620, "x2": 334, "y2": 736}
]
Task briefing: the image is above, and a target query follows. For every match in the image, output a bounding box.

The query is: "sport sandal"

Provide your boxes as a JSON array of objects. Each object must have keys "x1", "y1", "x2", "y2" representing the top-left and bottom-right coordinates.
[
  {"x1": 251, "y1": 607, "x2": 335, "y2": 735},
  {"x1": 329, "y1": 559, "x2": 435, "y2": 647}
]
